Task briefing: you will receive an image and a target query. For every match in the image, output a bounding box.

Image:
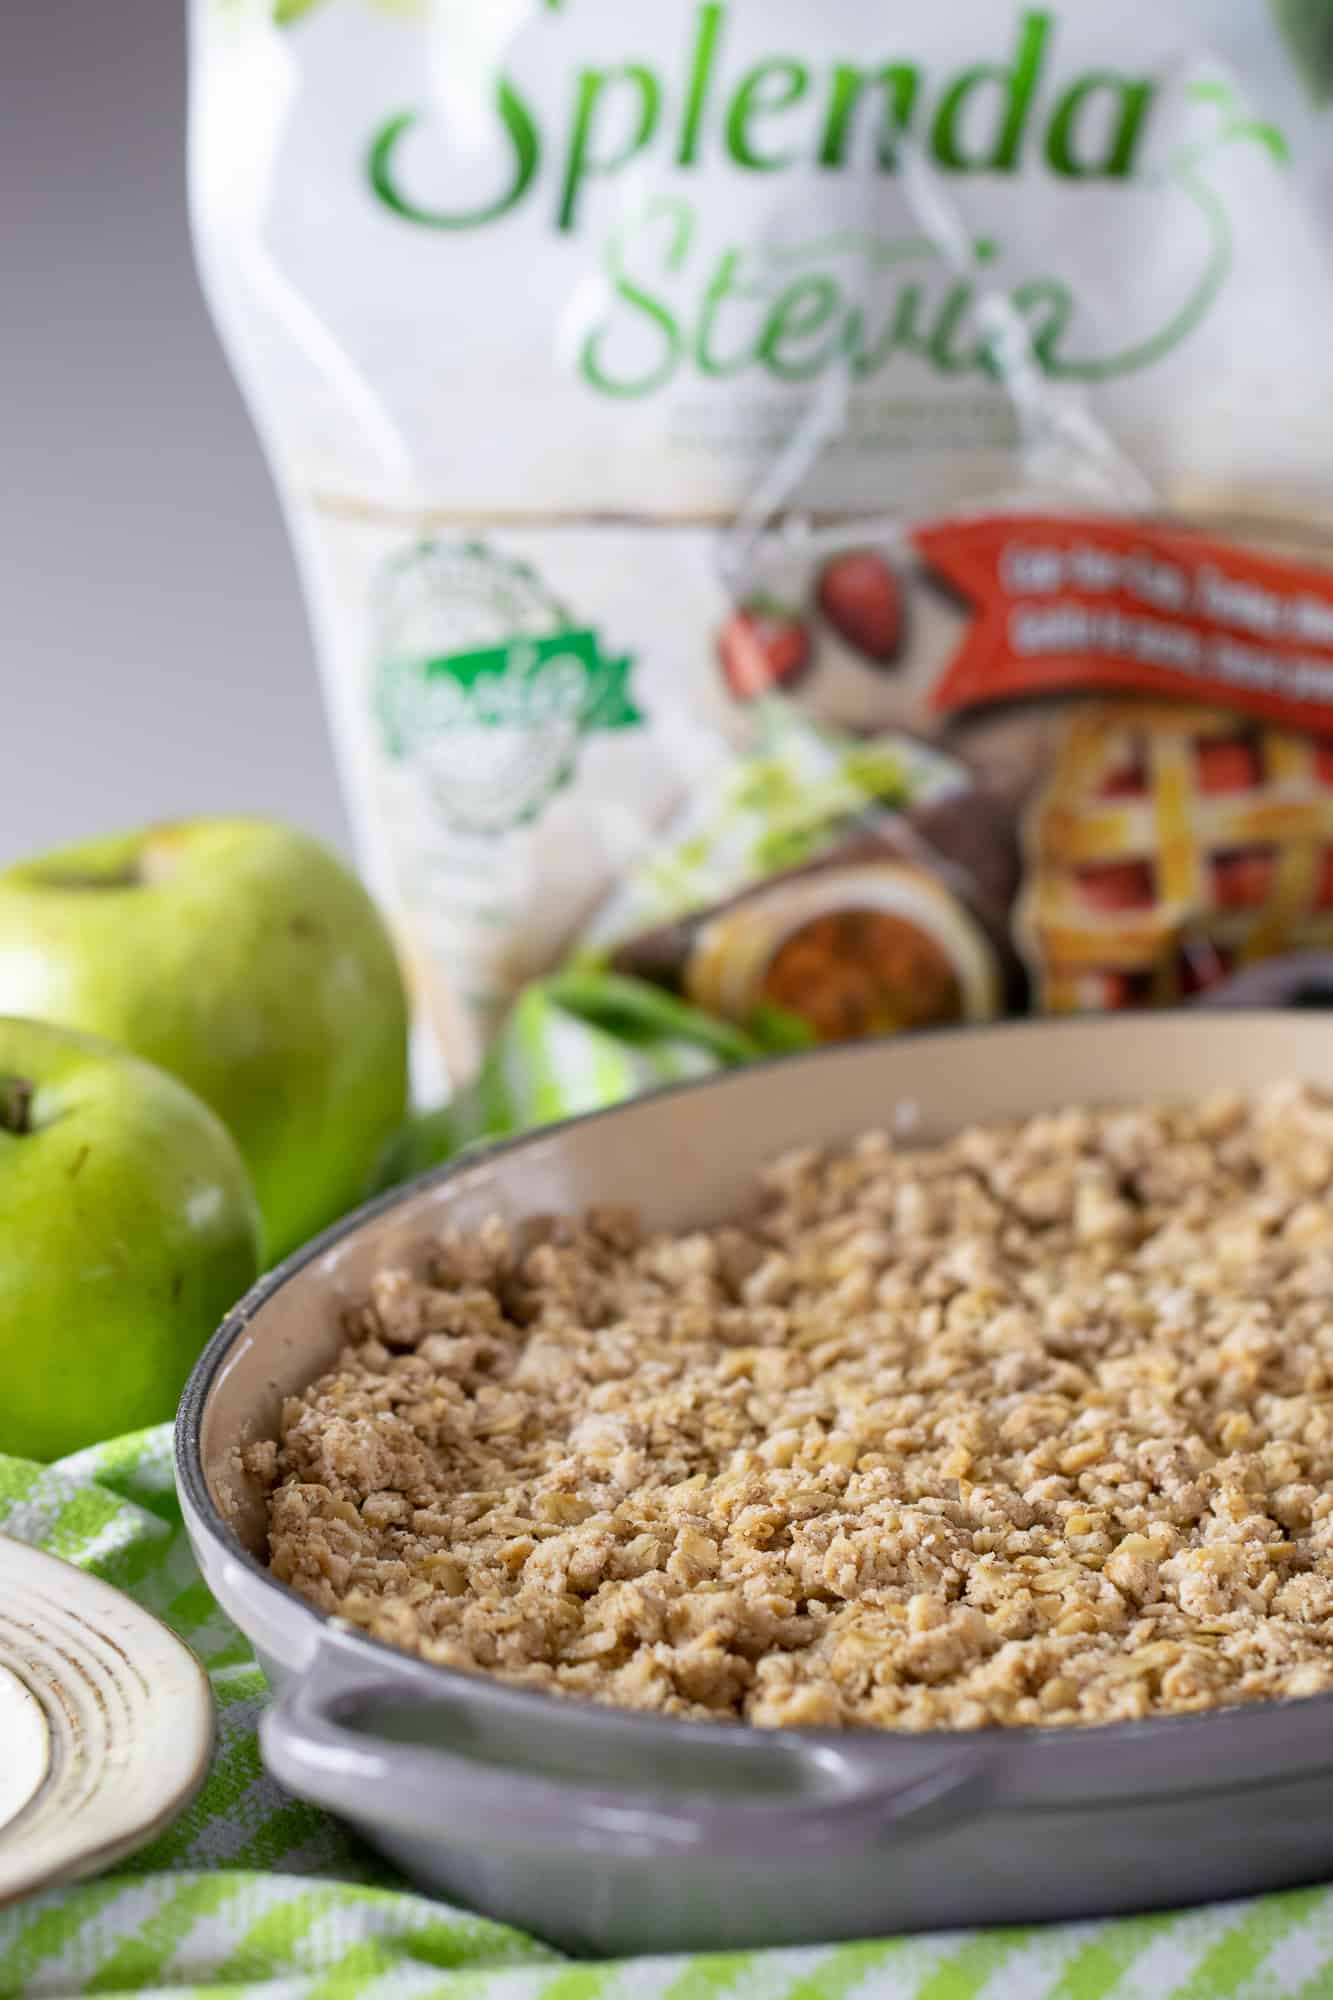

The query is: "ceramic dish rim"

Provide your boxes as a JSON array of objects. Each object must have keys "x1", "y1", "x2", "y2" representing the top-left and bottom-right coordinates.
[{"x1": 175, "y1": 1012, "x2": 1333, "y2": 1770}]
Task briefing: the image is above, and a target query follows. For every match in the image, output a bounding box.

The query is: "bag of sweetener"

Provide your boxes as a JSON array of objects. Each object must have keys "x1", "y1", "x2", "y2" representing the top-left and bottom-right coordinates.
[{"x1": 191, "y1": 0, "x2": 1333, "y2": 1098}]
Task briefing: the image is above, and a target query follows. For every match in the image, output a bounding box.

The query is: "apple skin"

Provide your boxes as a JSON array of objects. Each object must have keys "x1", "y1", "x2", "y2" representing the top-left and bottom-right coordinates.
[
  {"x1": 0, "y1": 821, "x2": 410, "y2": 1263},
  {"x1": 0, "y1": 1017, "x2": 262, "y2": 1461}
]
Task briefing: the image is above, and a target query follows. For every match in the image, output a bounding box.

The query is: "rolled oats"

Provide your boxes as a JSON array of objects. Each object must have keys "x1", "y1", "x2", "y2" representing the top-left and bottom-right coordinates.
[{"x1": 257, "y1": 1084, "x2": 1333, "y2": 1731}]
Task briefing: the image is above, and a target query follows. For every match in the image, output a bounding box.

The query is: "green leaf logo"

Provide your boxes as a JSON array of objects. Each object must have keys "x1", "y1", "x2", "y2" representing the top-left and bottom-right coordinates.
[{"x1": 375, "y1": 628, "x2": 643, "y2": 835}]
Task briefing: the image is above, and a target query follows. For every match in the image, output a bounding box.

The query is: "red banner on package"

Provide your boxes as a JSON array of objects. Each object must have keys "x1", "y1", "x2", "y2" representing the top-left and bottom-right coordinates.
[{"x1": 914, "y1": 515, "x2": 1333, "y2": 735}]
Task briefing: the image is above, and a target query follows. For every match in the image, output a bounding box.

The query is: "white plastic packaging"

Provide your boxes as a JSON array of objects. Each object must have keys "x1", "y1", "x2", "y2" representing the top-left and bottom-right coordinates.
[{"x1": 191, "y1": 0, "x2": 1333, "y2": 1091}]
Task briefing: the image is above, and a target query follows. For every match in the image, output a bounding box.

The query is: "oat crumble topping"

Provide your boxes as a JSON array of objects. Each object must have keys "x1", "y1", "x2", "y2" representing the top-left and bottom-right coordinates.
[{"x1": 254, "y1": 1085, "x2": 1333, "y2": 1730}]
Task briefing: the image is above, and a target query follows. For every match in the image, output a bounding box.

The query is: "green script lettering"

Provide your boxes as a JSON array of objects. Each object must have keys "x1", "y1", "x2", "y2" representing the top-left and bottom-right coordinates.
[
  {"x1": 757, "y1": 276, "x2": 842, "y2": 379},
  {"x1": 931, "y1": 10, "x2": 1050, "y2": 172},
  {"x1": 725, "y1": 59, "x2": 810, "y2": 170},
  {"x1": 696, "y1": 248, "x2": 759, "y2": 375},
  {"x1": 559, "y1": 64, "x2": 661, "y2": 230},
  {"x1": 819, "y1": 64, "x2": 919, "y2": 169},
  {"x1": 368, "y1": 90, "x2": 539, "y2": 227},
  {"x1": 1046, "y1": 74, "x2": 1155, "y2": 178},
  {"x1": 678, "y1": 3, "x2": 725, "y2": 165},
  {"x1": 579, "y1": 199, "x2": 689, "y2": 396}
]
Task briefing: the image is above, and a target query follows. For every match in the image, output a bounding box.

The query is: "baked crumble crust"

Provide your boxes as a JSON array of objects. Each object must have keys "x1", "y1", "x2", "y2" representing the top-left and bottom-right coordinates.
[{"x1": 254, "y1": 1084, "x2": 1333, "y2": 1730}]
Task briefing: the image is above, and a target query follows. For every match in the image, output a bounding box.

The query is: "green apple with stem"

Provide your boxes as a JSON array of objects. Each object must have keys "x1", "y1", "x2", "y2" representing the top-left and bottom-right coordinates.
[
  {"x1": 0, "y1": 821, "x2": 410, "y2": 1263},
  {"x1": 0, "y1": 1017, "x2": 262, "y2": 1461}
]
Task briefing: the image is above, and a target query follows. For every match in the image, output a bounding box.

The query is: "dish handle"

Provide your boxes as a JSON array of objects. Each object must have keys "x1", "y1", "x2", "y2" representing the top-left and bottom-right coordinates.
[{"x1": 261, "y1": 1628, "x2": 1001, "y2": 1858}]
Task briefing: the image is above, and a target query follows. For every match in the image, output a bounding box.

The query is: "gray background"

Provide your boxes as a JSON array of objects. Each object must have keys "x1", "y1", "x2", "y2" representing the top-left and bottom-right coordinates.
[{"x1": 2, "y1": 0, "x2": 349, "y2": 866}]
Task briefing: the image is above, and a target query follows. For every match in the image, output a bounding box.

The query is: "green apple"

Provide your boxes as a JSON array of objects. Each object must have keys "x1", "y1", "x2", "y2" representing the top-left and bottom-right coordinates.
[
  {"x1": 0, "y1": 1017, "x2": 262, "y2": 1461},
  {"x1": 0, "y1": 821, "x2": 410, "y2": 1263}
]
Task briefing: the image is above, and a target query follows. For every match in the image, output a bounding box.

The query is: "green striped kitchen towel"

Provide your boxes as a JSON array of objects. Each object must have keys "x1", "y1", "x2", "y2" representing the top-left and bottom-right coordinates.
[
  {"x1": 382, "y1": 972, "x2": 773, "y2": 1181},
  {"x1": 6, "y1": 1428, "x2": 1333, "y2": 1999}
]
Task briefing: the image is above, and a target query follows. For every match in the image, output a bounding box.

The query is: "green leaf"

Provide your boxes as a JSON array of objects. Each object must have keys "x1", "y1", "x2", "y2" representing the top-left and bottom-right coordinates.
[
  {"x1": 1186, "y1": 80, "x2": 1292, "y2": 163},
  {"x1": 1242, "y1": 119, "x2": 1292, "y2": 163},
  {"x1": 1270, "y1": 0, "x2": 1333, "y2": 105}
]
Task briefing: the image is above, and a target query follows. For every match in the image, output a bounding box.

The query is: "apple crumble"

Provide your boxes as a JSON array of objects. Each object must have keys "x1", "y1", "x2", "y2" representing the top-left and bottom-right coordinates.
[{"x1": 255, "y1": 1084, "x2": 1333, "y2": 1730}]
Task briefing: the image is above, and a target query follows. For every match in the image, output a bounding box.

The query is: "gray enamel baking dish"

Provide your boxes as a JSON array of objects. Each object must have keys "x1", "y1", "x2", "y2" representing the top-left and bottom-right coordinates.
[{"x1": 177, "y1": 1013, "x2": 1333, "y2": 1957}]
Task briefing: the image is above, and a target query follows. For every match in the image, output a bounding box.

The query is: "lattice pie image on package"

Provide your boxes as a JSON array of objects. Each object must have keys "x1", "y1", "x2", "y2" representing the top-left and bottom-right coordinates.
[{"x1": 1019, "y1": 704, "x2": 1333, "y2": 1012}]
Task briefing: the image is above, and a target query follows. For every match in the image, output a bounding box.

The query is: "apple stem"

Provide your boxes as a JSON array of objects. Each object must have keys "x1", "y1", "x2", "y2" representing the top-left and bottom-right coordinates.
[{"x1": 0, "y1": 1077, "x2": 33, "y2": 1136}]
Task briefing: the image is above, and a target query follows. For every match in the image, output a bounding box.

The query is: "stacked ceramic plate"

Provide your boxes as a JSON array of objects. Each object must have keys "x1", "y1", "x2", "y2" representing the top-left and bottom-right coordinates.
[{"x1": 0, "y1": 1536, "x2": 213, "y2": 1904}]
